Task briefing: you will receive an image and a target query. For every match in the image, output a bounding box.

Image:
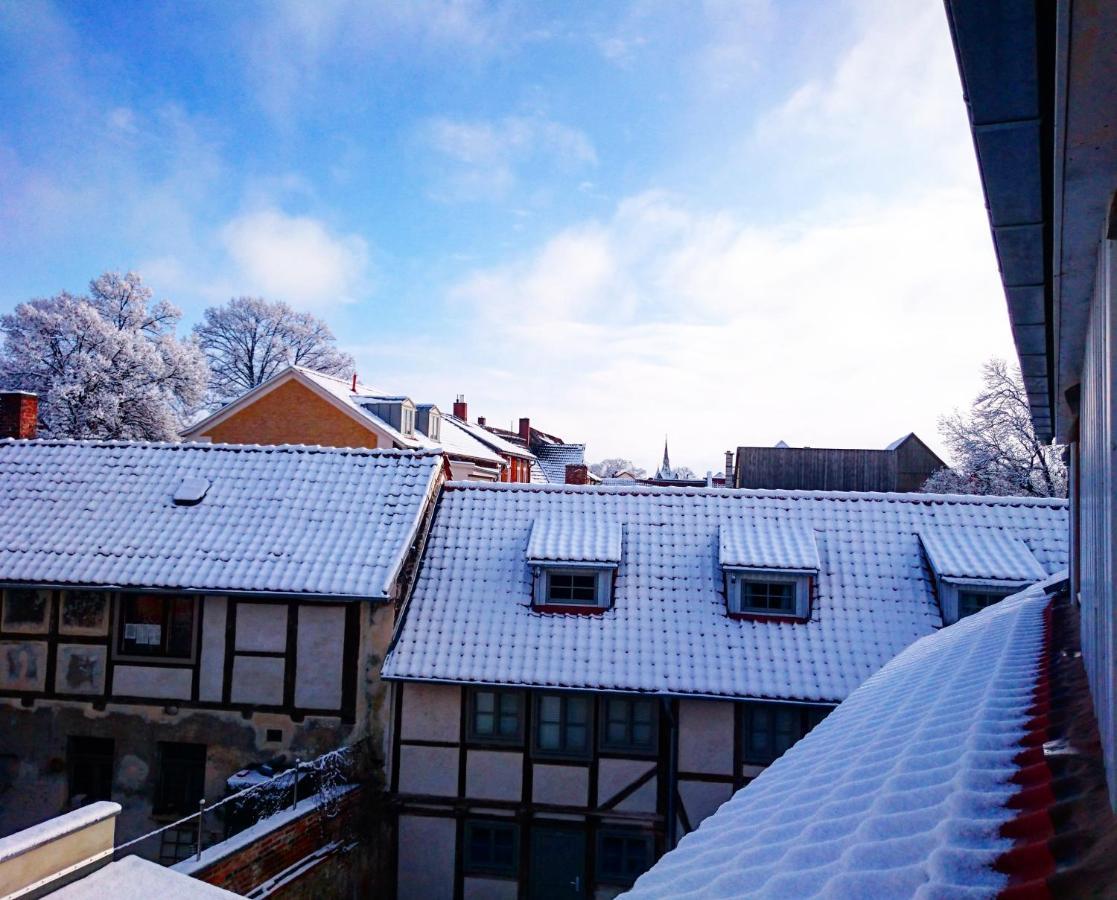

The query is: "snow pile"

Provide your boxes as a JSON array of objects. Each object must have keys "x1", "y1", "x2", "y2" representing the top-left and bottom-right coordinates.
[
  {"x1": 383, "y1": 483, "x2": 1066, "y2": 702},
  {"x1": 624, "y1": 576, "x2": 1060, "y2": 899},
  {"x1": 0, "y1": 441, "x2": 442, "y2": 598}
]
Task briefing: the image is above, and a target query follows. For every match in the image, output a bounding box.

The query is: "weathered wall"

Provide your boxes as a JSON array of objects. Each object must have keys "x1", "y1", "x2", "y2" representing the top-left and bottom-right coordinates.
[
  {"x1": 199, "y1": 379, "x2": 383, "y2": 449},
  {"x1": 1077, "y1": 236, "x2": 1117, "y2": 809}
]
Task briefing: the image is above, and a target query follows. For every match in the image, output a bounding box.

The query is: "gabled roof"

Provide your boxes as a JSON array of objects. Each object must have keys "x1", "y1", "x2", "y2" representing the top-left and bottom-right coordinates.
[
  {"x1": 435, "y1": 416, "x2": 504, "y2": 467},
  {"x1": 920, "y1": 524, "x2": 1047, "y2": 582},
  {"x1": 445, "y1": 414, "x2": 536, "y2": 461},
  {"x1": 527, "y1": 517, "x2": 623, "y2": 565},
  {"x1": 0, "y1": 440, "x2": 443, "y2": 599},
  {"x1": 533, "y1": 442, "x2": 586, "y2": 484},
  {"x1": 718, "y1": 520, "x2": 820, "y2": 572},
  {"x1": 625, "y1": 574, "x2": 1064, "y2": 899},
  {"x1": 382, "y1": 484, "x2": 1067, "y2": 701}
]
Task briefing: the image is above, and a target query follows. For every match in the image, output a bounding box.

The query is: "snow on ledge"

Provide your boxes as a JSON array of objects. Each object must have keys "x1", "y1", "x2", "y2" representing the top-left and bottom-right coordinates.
[{"x1": 0, "y1": 802, "x2": 120, "y2": 865}]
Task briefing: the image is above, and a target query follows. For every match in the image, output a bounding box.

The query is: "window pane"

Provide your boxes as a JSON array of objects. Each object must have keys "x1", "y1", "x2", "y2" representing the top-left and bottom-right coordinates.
[
  {"x1": 567, "y1": 697, "x2": 589, "y2": 726},
  {"x1": 565, "y1": 722, "x2": 587, "y2": 751},
  {"x1": 476, "y1": 691, "x2": 495, "y2": 714},
  {"x1": 167, "y1": 597, "x2": 195, "y2": 656},
  {"x1": 607, "y1": 720, "x2": 629, "y2": 744},
  {"x1": 546, "y1": 572, "x2": 598, "y2": 605},
  {"x1": 742, "y1": 581, "x2": 794, "y2": 612},
  {"x1": 958, "y1": 591, "x2": 1008, "y2": 619},
  {"x1": 773, "y1": 708, "x2": 798, "y2": 756},
  {"x1": 632, "y1": 722, "x2": 653, "y2": 746},
  {"x1": 538, "y1": 722, "x2": 561, "y2": 749}
]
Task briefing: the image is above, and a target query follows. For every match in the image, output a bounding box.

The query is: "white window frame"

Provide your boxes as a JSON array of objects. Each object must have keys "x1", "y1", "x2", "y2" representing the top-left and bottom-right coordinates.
[
  {"x1": 725, "y1": 569, "x2": 811, "y2": 619},
  {"x1": 939, "y1": 578, "x2": 1027, "y2": 624},
  {"x1": 533, "y1": 565, "x2": 614, "y2": 610}
]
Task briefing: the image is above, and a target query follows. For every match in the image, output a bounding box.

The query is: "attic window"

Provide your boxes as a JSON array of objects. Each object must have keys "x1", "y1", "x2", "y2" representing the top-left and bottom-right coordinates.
[
  {"x1": 527, "y1": 517, "x2": 622, "y2": 612},
  {"x1": 719, "y1": 521, "x2": 819, "y2": 620},
  {"x1": 918, "y1": 526, "x2": 1045, "y2": 624},
  {"x1": 173, "y1": 477, "x2": 210, "y2": 506}
]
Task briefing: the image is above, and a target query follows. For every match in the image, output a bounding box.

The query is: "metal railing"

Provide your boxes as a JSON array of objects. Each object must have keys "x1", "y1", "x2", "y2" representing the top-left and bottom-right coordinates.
[{"x1": 111, "y1": 743, "x2": 361, "y2": 866}]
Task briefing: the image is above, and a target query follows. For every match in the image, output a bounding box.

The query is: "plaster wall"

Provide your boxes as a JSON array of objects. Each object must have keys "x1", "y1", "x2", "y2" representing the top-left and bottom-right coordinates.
[
  {"x1": 465, "y1": 750, "x2": 522, "y2": 801},
  {"x1": 397, "y1": 746, "x2": 459, "y2": 796},
  {"x1": 294, "y1": 606, "x2": 345, "y2": 709},
  {"x1": 112, "y1": 666, "x2": 192, "y2": 700},
  {"x1": 400, "y1": 682, "x2": 461, "y2": 743},
  {"x1": 532, "y1": 764, "x2": 588, "y2": 806},
  {"x1": 677, "y1": 699, "x2": 734, "y2": 774},
  {"x1": 235, "y1": 604, "x2": 287, "y2": 652},
  {"x1": 198, "y1": 597, "x2": 226, "y2": 702},
  {"x1": 397, "y1": 815, "x2": 455, "y2": 900}
]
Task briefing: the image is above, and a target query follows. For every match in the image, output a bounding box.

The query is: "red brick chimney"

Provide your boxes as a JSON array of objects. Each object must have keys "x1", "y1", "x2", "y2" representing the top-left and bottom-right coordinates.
[
  {"x1": 519, "y1": 417, "x2": 531, "y2": 443},
  {"x1": 565, "y1": 464, "x2": 589, "y2": 485},
  {"x1": 453, "y1": 394, "x2": 467, "y2": 420},
  {"x1": 0, "y1": 392, "x2": 38, "y2": 440}
]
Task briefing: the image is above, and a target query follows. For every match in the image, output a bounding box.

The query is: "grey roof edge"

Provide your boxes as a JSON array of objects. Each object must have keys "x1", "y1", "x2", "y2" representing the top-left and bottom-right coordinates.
[{"x1": 0, "y1": 437, "x2": 446, "y2": 460}]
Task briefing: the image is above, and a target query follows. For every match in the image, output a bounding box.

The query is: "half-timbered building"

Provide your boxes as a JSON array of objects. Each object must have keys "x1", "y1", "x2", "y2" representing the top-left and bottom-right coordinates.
[
  {"x1": 381, "y1": 481, "x2": 1067, "y2": 899},
  {"x1": 0, "y1": 440, "x2": 444, "y2": 859}
]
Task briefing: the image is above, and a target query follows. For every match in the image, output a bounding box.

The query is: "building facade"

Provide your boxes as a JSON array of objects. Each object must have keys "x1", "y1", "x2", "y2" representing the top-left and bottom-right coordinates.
[
  {"x1": 0, "y1": 441, "x2": 443, "y2": 858},
  {"x1": 381, "y1": 480, "x2": 1067, "y2": 898}
]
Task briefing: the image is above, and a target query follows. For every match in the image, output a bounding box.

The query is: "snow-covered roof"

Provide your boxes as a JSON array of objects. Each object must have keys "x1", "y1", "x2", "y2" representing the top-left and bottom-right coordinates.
[
  {"x1": 382, "y1": 484, "x2": 1067, "y2": 701},
  {"x1": 437, "y1": 416, "x2": 504, "y2": 467},
  {"x1": 718, "y1": 520, "x2": 820, "y2": 572},
  {"x1": 624, "y1": 574, "x2": 1063, "y2": 899},
  {"x1": 294, "y1": 366, "x2": 430, "y2": 450},
  {"x1": 919, "y1": 524, "x2": 1047, "y2": 582},
  {"x1": 534, "y1": 442, "x2": 586, "y2": 484},
  {"x1": 527, "y1": 517, "x2": 623, "y2": 565},
  {"x1": 0, "y1": 440, "x2": 442, "y2": 599},
  {"x1": 52, "y1": 855, "x2": 239, "y2": 899},
  {"x1": 445, "y1": 414, "x2": 536, "y2": 461}
]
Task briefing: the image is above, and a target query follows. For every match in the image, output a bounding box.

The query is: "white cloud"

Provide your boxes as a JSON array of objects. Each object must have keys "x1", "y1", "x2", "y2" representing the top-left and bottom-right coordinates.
[
  {"x1": 420, "y1": 114, "x2": 597, "y2": 202},
  {"x1": 419, "y1": 184, "x2": 1013, "y2": 473},
  {"x1": 218, "y1": 209, "x2": 371, "y2": 309}
]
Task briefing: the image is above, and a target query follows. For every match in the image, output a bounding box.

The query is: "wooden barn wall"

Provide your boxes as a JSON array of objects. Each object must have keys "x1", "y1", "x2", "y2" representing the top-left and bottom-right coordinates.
[{"x1": 734, "y1": 447, "x2": 898, "y2": 492}]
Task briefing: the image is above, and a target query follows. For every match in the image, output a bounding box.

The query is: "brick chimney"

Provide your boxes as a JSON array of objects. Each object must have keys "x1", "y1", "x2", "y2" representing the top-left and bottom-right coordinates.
[
  {"x1": 519, "y1": 417, "x2": 531, "y2": 443},
  {"x1": 565, "y1": 464, "x2": 589, "y2": 485},
  {"x1": 453, "y1": 394, "x2": 467, "y2": 420},
  {"x1": 724, "y1": 450, "x2": 735, "y2": 486},
  {"x1": 0, "y1": 392, "x2": 38, "y2": 440}
]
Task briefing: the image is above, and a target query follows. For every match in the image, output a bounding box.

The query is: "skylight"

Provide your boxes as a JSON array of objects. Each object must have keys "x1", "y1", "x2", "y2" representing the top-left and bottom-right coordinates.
[{"x1": 172, "y1": 477, "x2": 210, "y2": 506}]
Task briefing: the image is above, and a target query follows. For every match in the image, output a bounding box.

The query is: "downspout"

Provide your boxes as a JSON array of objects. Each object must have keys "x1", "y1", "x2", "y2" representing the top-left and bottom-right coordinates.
[{"x1": 662, "y1": 696, "x2": 679, "y2": 851}]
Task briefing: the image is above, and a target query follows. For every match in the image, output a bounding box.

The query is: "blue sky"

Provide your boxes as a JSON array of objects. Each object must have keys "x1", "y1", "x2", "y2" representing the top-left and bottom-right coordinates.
[{"x1": 0, "y1": 0, "x2": 1016, "y2": 472}]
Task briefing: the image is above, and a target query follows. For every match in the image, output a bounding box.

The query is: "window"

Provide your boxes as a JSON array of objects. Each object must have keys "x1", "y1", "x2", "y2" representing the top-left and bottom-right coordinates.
[
  {"x1": 67, "y1": 736, "x2": 114, "y2": 806},
  {"x1": 600, "y1": 696, "x2": 657, "y2": 753},
  {"x1": 60, "y1": 591, "x2": 109, "y2": 635},
  {"x1": 535, "y1": 568, "x2": 611, "y2": 609},
  {"x1": 597, "y1": 831, "x2": 653, "y2": 886},
  {"x1": 154, "y1": 742, "x2": 206, "y2": 815},
  {"x1": 469, "y1": 689, "x2": 523, "y2": 743},
  {"x1": 1, "y1": 588, "x2": 50, "y2": 633},
  {"x1": 740, "y1": 580, "x2": 794, "y2": 613},
  {"x1": 535, "y1": 694, "x2": 591, "y2": 756},
  {"x1": 463, "y1": 820, "x2": 518, "y2": 877},
  {"x1": 957, "y1": 589, "x2": 1013, "y2": 619},
  {"x1": 741, "y1": 703, "x2": 830, "y2": 765},
  {"x1": 117, "y1": 594, "x2": 196, "y2": 660}
]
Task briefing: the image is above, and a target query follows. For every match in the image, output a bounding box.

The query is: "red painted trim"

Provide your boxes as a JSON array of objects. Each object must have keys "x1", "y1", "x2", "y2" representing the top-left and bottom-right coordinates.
[
  {"x1": 726, "y1": 612, "x2": 808, "y2": 625},
  {"x1": 531, "y1": 604, "x2": 608, "y2": 615},
  {"x1": 995, "y1": 601, "x2": 1055, "y2": 900}
]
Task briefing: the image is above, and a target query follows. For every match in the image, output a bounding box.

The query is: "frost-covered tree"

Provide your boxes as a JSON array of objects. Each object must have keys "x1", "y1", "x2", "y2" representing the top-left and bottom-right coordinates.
[
  {"x1": 193, "y1": 297, "x2": 354, "y2": 406},
  {"x1": 0, "y1": 272, "x2": 207, "y2": 440},
  {"x1": 590, "y1": 458, "x2": 647, "y2": 479},
  {"x1": 671, "y1": 465, "x2": 698, "y2": 480},
  {"x1": 921, "y1": 358, "x2": 1066, "y2": 498}
]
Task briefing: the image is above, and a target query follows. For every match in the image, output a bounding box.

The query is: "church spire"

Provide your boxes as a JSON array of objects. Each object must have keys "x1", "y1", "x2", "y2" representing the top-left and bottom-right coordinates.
[{"x1": 656, "y1": 436, "x2": 672, "y2": 480}]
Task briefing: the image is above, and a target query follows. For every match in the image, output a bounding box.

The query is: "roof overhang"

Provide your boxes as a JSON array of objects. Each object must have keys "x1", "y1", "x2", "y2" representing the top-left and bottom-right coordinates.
[{"x1": 945, "y1": 0, "x2": 1117, "y2": 442}]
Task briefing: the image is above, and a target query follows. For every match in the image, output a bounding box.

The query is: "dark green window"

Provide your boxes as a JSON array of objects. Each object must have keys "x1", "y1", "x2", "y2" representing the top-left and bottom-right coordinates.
[
  {"x1": 958, "y1": 589, "x2": 1012, "y2": 619},
  {"x1": 597, "y1": 830, "x2": 654, "y2": 886},
  {"x1": 534, "y1": 694, "x2": 591, "y2": 756},
  {"x1": 740, "y1": 580, "x2": 795, "y2": 613},
  {"x1": 600, "y1": 696, "x2": 657, "y2": 753},
  {"x1": 546, "y1": 571, "x2": 599, "y2": 604},
  {"x1": 741, "y1": 703, "x2": 830, "y2": 765},
  {"x1": 464, "y1": 820, "x2": 518, "y2": 877},
  {"x1": 469, "y1": 689, "x2": 523, "y2": 743}
]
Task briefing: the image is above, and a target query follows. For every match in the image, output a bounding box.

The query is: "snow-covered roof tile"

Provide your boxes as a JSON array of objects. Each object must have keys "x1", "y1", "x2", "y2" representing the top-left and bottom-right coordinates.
[
  {"x1": 719, "y1": 520, "x2": 819, "y2": 571},
  {"x1": 919, "y1": 524, "x2": 1047, "y2": 582},
  {"x1": 527, "y1": 517, "x2": 623, "y2": 565},
  {"x1": 0, "y1": 440, "x2": 442, "y2": 599},
  {"x1": 382, "y1": 484, "x2": 1067, "y2": 701},
  {"x1": 624, "y1": 573, "x2": 1064, "y2": 899},
  {"x1": 437, "y1": 417, "x2": 504, "y2": 466},
  {"x1": 534, "y1": 443, "x2": 586, "y2": 484}
]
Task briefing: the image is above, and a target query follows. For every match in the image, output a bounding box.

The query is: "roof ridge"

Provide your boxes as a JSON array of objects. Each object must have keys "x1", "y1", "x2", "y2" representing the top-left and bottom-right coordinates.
[
  {"x1": 442, "y1": 479, "x2": 1068, "y2": 507},
  {"x1": 0, "y1": 437, "x2": 445, "y2": 459}
]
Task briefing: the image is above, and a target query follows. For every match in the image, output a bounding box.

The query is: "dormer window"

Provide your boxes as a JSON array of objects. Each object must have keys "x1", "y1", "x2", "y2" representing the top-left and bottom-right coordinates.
[
  {"x1": 527, "y1": 517, "x2": 622, "y2": 612},
  {"x1": 719, "y1": 520, "x2": 820, "y2": 621},
  {"x1": 919, "y1": 526, "x2": 1046, "y2": 624}
]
